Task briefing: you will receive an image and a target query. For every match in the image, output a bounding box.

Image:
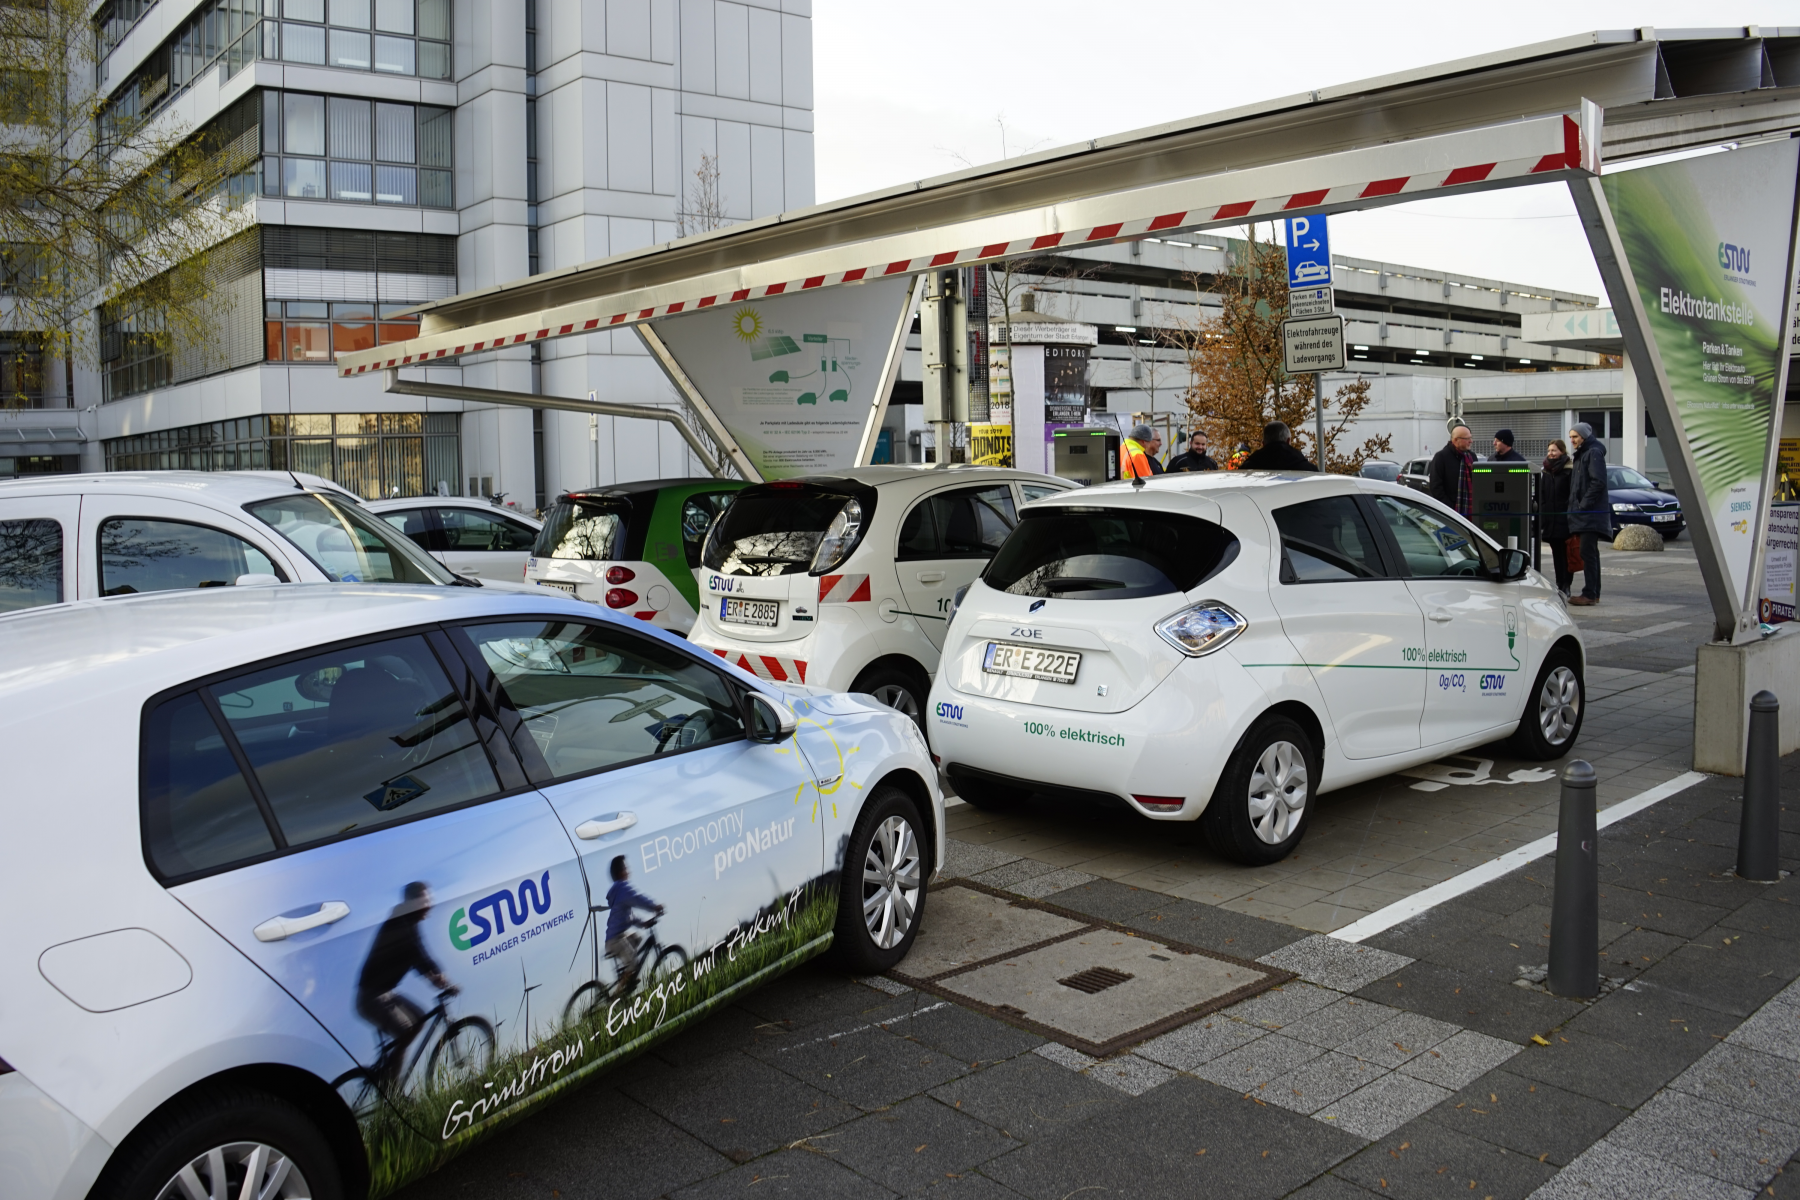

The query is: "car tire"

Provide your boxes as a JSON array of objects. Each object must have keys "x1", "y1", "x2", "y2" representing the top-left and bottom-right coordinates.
[
  {"x1": 851, "y1": 662, "x2": 927, "y2": 728},
  {"x1": 1509, "y1": 651, "x2": 1584, "y2": 761},
  {"x1": 828, "y1": 785, "x2": 929, "y2": 973},
  {"x1": 91, "y1": 1085, "x2": 343, "y2": 1200},
  {"x1": 1202, "y1": 715, "x2": 1318, "y2": 866}
]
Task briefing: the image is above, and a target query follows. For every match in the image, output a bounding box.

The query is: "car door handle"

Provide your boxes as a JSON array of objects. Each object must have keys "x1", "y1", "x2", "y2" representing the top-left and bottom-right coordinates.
[
  {"x1": 1427, "y1": 611, "x2": 1453, "y2": 623},
  {"x1": 575, "y1": 811, "x2": 638, "y2": 840},
  {"x1": 253, "y1": 901, "x2": 350, "y2": 943},
  {"x1": 917, "y1": 571, "x2": 946, "y2": 583}
]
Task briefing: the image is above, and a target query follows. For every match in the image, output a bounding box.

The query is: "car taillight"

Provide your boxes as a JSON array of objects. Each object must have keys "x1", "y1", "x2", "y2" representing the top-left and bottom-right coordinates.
[
  {"x1": 1134, "y1": 795, "x2": 1184, "y2": 812},
  {"x1": 606, "y1": 565, "x2": 636, "y2": 584},
  {"x1": 605, "y1": 588, "x2": 639, "y2": 608},
  {"x1": 1154, "y1": 601, "x2": 1247, "y2": 657}
]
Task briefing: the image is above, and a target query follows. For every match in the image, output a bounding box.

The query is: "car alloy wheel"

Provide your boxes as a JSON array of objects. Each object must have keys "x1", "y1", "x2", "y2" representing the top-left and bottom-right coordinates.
[
  {"x1": 1246, "y1": 740, "x2": 1308, "y2": 845},
  {"x1": 155, "y1": 1141, "x2": 313, "y2": 1200},
  {"x1": 1538, "y1": 665, "x2": 1581, "y2": 745},
  {"x1": 869, "y1": 683, "x2": 921, "y2": 723},
  {"x1": 862, "y1": 814, "x2": 922, "y2": 949}
]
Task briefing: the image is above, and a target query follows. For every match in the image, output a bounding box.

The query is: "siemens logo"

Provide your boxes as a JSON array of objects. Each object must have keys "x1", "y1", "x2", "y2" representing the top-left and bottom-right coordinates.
[
  {"x1": 1480, "y1": 674, "x2": 1506, "y2": 693},
  {"x1": 935, "y1": 702, "x2": 964, "y2": 720},
  {"x1": 1719, "y1": 242, "x2": 1751, "y2": 274}
]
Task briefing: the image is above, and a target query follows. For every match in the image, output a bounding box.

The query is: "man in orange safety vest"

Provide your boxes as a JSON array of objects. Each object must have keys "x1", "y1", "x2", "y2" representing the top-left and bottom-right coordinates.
[{"x1": 1120, "y1": 424, "x2": 1163, "y2": 480}]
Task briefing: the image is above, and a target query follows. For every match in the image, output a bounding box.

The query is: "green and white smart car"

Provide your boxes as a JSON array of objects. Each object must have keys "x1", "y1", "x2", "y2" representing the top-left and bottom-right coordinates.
[{"x1": 526, "y1": 479, "x2": 752, "y2": 633}]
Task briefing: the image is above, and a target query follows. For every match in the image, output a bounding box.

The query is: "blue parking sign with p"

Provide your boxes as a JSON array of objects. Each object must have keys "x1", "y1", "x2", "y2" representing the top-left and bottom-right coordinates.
[{"x1": 1284, "y1": 215, "x2": 1332, "y2": 288}]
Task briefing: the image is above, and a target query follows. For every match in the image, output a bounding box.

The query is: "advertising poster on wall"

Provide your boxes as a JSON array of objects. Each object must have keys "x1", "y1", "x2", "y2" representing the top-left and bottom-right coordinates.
[
  {"x1": 1763, "y1": 503, "x2": 1798, "y2": 622},
  {"x1": 1584, "y1": 140, "x2": 1800, "y2": 637},
  {"x1": 651, "y1": 276, "x2": 915, "y2": 480}
]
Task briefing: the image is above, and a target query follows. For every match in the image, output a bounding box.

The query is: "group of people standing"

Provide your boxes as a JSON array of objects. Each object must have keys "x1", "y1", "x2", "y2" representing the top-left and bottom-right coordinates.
[
  {"x1": 1427, "y1": 423, "x2": 1610, "y2": 606},
  {"x1": 1120, "y1": 421, "x2": 1318, "y2": 479}
]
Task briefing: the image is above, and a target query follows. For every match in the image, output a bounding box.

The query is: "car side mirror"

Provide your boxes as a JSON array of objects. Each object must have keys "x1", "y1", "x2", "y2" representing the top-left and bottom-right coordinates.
[
  {"x1": 1495, "y1": 548, "x2": 1530, "y2": 581},
  {"x1": 747, "y1": 693, "x2": 798, "y2": 744}
]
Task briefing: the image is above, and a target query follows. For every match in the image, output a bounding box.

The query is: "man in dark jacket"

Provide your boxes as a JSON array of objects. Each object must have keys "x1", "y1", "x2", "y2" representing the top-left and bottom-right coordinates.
[
  {"x1": 1490, "y1": 429, "x2": 1527, "y2": 462},
  {"x1": 1166, "y1": 430, "x2": 1219, "y2": 473},
  {"x1": 1240, "y1": 422, "x2": 1318, "y2": 471},
  {"x1": 1566, "y1": 422, "x2": 1609, "y2": 605},
  {"x1": 1427, "y1": 425, "x2": 1476, "y2": 516}
]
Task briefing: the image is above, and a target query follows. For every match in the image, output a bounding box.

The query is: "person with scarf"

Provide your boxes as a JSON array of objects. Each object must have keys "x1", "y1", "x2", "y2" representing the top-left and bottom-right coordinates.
[{"x1": 1539, "y1": 439, "x2": 1575, "y2": 597}]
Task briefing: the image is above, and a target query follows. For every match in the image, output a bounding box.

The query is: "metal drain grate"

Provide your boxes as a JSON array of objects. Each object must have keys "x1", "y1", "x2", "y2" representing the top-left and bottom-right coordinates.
[{"x1": 1057, "y1": 966, "x2": 1135, "y2": 994}]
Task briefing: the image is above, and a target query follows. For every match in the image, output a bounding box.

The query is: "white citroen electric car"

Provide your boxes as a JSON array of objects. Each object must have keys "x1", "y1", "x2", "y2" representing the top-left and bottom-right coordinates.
[
  {"x1": 928, "y1": 471, "x2": 1584, "y2": 865},
  {"x1": 0, "y1": 585, "x2": 939, "y2": 1200},
  {"x1": 691, "y1": 466, "x2": 1074, "y2": 721}
]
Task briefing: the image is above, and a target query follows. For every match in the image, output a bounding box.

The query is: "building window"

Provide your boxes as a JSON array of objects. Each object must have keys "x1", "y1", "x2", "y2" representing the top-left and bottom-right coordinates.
[
  {"x1": 105, "y1": 413, "x2": 460, "y2": 498},
  {"x1": 263, "y1": 91, "x2": 452, "y2": 208},
  {"x1": 101, "y1": 0, "x2": 450, "y2": 142},
  {"x1": 264, "y1": 301, "x2": 419, "y2": 362}
]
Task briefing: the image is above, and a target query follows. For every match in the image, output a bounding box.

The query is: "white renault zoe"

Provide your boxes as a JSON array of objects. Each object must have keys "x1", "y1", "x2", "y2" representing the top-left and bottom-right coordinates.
[
  {"x1": 928, "y1": 471, "x2": 1583, "y2": 865},
  {"x1": 1, "y1": 586, "x2": 938, "y2": 1200}
]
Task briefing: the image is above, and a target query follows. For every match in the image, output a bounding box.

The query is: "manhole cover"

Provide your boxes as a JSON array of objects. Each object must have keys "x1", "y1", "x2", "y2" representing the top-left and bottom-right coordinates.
[
  {"x1": 1059, "y1": 966, "x2": 1134, "y2": 994},
  {"x1": 890, "y1": 883, "x2": 1289, "y2": 1057}
]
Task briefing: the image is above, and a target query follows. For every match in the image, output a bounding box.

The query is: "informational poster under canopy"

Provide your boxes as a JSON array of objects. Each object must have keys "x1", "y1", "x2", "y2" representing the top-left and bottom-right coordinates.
[
  {"x1": 1576, "y1": 140, "x2": 1800, "y2": 641},
  {"x1": 647, "y1": 275, "x2": 915, "y2": 480}
]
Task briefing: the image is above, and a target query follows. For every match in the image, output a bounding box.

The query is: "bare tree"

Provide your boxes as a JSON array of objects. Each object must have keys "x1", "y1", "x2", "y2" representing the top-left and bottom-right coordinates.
[{"x1": 676, "y1": 152, "x2": 729, "y2": 237}]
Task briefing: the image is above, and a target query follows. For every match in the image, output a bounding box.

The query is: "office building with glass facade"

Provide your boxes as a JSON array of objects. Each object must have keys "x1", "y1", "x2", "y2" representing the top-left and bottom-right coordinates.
[{"x1": 14, "y1": 0, "x2": 815, "y2": 508}]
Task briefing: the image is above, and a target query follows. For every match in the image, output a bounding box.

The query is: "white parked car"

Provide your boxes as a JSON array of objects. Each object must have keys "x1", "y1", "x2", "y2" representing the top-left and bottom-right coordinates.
[
  {"x1": 690, "y1": 466, "x2": 1075, "y2": 721},
  {"x1": 928, "y1": 471, "x2": 1584, "y2": 864},
  {"x1": 0, "y1": 472, "x2": 547, "y2": 616},
  {"x1": 0, "y1": 585, "x2": 940, "y2": 1200},
  {"x1": 366, "y1": 496, "x2": 543, "y2": 582}
]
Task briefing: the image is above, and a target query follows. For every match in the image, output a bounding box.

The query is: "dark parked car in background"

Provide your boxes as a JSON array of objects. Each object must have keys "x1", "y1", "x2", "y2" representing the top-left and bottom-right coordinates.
[
  {"x1": 1359, "y1": 460, "x2": 1401, "y2": 483},
  {"x1": 1607, "y1": 465, "x2": 1683, "y2": 539}
]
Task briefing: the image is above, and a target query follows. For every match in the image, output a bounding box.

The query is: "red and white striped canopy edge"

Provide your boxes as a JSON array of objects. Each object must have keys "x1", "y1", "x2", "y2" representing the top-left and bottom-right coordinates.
[{"x1": 337, "y1": 110, "x2": 1594, "y2": 377}]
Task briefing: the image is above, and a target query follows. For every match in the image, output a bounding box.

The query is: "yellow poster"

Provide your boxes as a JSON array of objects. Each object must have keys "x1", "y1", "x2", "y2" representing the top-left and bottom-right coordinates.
[
  {"x1": 971, "y1": 423, "x2": 1013, "y2": 468},
  {"x1": 1777, "y1": 439, "x2": 1800, "y2": 502}
]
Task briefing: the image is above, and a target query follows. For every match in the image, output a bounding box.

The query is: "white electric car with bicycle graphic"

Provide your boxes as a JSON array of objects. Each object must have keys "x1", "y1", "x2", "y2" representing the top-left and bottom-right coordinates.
[{"x1": 0, "y1": 585, "x2": 939, "y2": 1200}]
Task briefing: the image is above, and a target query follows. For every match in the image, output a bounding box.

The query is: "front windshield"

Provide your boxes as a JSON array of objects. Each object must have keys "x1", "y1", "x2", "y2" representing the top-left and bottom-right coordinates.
[
  {"x1": 1607, "y1": 467, "x2": 1658, "y2": 490},
  {"x1": 246, "y1": 493, "x2": 456, "y2": 584}
]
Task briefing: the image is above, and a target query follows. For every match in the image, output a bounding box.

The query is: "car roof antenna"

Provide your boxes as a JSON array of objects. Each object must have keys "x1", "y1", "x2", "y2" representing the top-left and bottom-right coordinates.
[
  {"x1": 288, "y1": 470, "x2": 306, "y2": 491},
  {"x1": 1132, "y1": 473, "x2": 1146, "y2": 489}
]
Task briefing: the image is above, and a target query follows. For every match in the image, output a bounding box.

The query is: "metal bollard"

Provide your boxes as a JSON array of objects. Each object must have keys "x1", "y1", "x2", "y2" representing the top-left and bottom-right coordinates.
[
  {"x1": 1738, "y1": 691, "x2": 1780, "y2": 882},
  {"x1": 1548, "y1": 760, "x2": 1599, "y2": 999}
]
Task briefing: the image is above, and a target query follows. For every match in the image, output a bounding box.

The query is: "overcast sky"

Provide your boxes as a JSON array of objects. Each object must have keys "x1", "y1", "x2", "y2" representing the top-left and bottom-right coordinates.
[{"x1": 812, "y1": 3, "x2": 1771, "y2": 304}]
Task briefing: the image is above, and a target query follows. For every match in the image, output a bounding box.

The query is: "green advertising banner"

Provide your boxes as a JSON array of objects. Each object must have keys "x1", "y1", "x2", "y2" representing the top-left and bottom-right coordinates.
[{"x1": 1582, "y1": 140, "x2": 1800, "y2": 640}]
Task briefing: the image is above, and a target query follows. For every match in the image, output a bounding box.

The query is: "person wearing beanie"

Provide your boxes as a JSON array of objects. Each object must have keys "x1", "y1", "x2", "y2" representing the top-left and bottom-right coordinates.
[
  {"x1": 1120, "y1": 423, "x2": 1163, "y2": 479},
  {"x1": 1240, "y1": 421, "x2": 1318, "y2": 471},
  {"x1": 1566, "y1": 422, "x2": 1608, "y2": 605},
  {"x1": 1490, "y1": 429, "x2": 1527, "y2": 462}
]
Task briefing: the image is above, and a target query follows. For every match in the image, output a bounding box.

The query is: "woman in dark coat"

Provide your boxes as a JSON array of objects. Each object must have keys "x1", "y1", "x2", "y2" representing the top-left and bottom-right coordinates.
[{"x1": 1539, "y1": 439, "x2": 1574, "y2": 596}]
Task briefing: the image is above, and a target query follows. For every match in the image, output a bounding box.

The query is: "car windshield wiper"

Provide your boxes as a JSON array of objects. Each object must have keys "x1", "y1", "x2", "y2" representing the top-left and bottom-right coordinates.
[{"x1": 1043, "y1": 576, "x2": 1128, "y2": 592}]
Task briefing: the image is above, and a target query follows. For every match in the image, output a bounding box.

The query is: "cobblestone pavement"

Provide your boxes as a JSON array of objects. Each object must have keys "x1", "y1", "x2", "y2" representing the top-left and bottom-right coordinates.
[
  {"x1": 942, "y1": 540, "x2": 1708, "y2": 934},
  {"x1": 394, "y1": 758, "x2": 1800, "y2": 1200}
]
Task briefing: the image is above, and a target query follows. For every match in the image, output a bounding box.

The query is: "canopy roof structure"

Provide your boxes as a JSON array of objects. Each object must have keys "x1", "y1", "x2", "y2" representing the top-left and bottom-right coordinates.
[{"x1": 336, "y1": 26, "x2": 1800, "y2": 378}]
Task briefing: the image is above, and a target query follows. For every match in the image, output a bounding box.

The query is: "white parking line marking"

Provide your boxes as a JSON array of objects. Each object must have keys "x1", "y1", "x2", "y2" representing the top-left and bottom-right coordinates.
[
  {"x1": 777, "y1": 1000, "x2": 953, "y2": 1050},
  {"x1": 1330, "y1": 771, "x2": 1708, "y2": 944}
]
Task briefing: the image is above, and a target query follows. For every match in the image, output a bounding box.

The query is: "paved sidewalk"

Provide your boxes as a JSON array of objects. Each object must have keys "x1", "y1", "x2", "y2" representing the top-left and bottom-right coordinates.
[{"x1": 394, "y1": 757, "x2": 1800, "y2": 1200}]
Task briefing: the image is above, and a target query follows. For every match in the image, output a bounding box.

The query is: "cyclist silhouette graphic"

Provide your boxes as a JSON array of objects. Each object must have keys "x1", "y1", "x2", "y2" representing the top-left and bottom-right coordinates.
[
  {"x1": 605, "y1": 856, "x2": 664, "y2": 994},
  {"x1": 356, "y1": 881, "x2": 459, "y2": 1089}
]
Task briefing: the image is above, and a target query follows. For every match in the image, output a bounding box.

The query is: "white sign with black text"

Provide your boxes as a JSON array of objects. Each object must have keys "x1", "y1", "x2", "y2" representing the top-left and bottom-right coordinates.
[
  {"x1": 1282, "y1": 314, "x2": 1346, "y2": 374},
  {"x1": 1287, "y1": 286, "x2": 1335, "y2": 319}
]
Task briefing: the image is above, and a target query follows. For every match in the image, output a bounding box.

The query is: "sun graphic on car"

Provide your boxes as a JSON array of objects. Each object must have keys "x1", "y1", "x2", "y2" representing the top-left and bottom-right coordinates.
[{"x1": 731, "y1": 308, "x2": 763, "y2": 343}]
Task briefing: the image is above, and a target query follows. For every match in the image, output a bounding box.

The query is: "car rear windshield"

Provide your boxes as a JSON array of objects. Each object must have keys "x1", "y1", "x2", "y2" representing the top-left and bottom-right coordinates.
[
  {"x1": 702, "y1": 485, "x2": 869, "y2": 577},
  {"x1": 983, "y1": 507, "x2": 1238, "y2": 600},
  {"x1": 536, "y1": 496, "x2": 633, "y2": 561}
]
